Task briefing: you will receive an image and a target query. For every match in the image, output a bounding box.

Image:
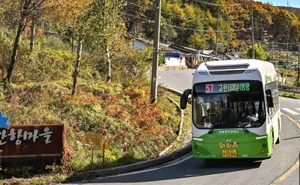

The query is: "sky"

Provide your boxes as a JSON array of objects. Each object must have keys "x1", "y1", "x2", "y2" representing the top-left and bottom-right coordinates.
[{"x1": 254, "y1": 0, "x2": 300, "y2": 8}]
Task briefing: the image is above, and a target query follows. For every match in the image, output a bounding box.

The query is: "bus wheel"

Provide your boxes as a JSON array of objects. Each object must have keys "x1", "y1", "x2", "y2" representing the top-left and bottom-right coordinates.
[
  {"x1": 33, "y1": 160, "x2": 46, "y2": 173},
  {"x1": 276, "y1": 135, "x2": 280, "y2": 144},
  {"x1": 269, "y1": 134, "x2": 275, "y2": 158},
  {"x1": 276, "y1": 121, "x2": 280, "y2": 144}
]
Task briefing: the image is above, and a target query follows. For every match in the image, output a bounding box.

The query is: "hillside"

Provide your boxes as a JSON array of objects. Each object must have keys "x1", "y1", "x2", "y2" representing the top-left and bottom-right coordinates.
[
  {"x1": 124, "y1": 0, "x2": 300, "y2": 57},
  {"x1": 0, "y1": 0, "x2": 299, "y2": 183},
  {"x1": 279, "y1": 6, "x2": 300, "y2": 16},
  {"x1": 0, "y1": 25, "x2": 185, "y2": 184}
]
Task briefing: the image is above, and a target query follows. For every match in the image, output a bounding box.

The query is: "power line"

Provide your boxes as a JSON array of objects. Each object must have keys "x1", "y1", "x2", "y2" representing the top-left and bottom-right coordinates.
[
  {"x1": 122, "y1": 12, "x2": 251, "y2": 33},
  {"x1": 124, "y1": 0, "x2": 211, "y2": 20},
  {"x1": 122, "y1": 12, "x2": 152, "y2": 22},
  {"x1": 191, "y1": 0, "x2": 245, "y2": 7}
]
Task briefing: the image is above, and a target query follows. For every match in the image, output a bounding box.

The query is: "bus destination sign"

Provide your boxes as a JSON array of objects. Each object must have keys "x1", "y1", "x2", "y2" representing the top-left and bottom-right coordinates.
[{"x1": 205, "y1": 82, "x2": 250, "y2": 93}]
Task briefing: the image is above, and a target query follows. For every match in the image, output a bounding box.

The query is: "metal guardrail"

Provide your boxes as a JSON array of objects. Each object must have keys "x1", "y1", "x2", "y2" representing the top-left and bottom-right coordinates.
[{"x1": 278, "y1": 85, "x2": 300, "y2": 95}]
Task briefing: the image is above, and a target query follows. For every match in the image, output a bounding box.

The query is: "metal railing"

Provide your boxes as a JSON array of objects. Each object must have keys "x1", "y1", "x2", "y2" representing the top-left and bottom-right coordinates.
[{"x1": 278, "y1": 85, "x2": 300, "y2": 95}]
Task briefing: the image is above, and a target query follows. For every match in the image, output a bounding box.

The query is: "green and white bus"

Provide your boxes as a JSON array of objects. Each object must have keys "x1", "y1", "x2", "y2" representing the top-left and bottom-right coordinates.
[{"x1": 180, "y1": 59, "x2": 281, "y2": 159}]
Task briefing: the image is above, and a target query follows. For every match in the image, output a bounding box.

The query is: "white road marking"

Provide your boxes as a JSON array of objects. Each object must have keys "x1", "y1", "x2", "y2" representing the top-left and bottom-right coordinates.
[
  {"x1": 281, "y1": 108, "x2": 299, "y2": 115},
  {"x1": 92, "y1": 155, "x2": 193, "y2": 180}
]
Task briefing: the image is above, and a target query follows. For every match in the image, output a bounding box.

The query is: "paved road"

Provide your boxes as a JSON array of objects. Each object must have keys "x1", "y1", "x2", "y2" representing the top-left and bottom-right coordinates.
[{"x1": 74, "y1": 69, "x2": 300, "y2": 185}]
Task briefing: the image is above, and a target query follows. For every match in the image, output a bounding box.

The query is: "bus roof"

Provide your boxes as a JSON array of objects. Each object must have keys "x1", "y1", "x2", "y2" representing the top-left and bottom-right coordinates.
[{"x1": 194, "y1": 59, "x2": 277, "y2": 84}]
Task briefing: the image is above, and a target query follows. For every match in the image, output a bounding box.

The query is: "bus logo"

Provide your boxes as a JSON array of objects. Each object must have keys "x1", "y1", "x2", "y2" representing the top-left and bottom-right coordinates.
[{"x1": 219, "y1": 140, "x2": 239, "y2": 149}]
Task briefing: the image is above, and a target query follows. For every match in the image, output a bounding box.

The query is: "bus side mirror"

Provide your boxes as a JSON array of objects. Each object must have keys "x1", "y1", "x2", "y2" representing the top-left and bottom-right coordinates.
[
  {"x1": 180, "y1": 89, "x2": 191, "y2": 109},
  {"x1": 266, "y1": 89, "x2": 274, "y2": 108}
]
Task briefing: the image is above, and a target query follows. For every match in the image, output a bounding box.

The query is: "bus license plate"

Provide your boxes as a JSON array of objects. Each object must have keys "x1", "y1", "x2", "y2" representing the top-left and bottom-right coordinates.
[{"x1": 222, "y1": 149, "x2": 237, "y2": 157}]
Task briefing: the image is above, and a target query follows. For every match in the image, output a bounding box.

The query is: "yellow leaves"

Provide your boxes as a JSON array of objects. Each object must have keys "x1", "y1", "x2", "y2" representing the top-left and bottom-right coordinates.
[
  {"x1": 167, "y1": 3, "x2": 185, "y2": 19},
  {"x1": 205, "y1": 26, "x2": 216, "y2": 41},
  {"x1": 187, "y1": 33, "x2": 207, "y2": 49},
  {"x1": 183, "y1": 3, "x2": 196, "y2": 21},
  {"x1": 50, "y1": 0, "x2": 92, "y2": 22}
]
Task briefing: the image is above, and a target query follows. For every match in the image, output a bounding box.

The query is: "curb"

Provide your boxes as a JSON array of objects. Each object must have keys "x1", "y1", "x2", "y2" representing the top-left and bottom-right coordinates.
[{"x1": 79, "y1": 143, "x2": 191, "y2": 178}]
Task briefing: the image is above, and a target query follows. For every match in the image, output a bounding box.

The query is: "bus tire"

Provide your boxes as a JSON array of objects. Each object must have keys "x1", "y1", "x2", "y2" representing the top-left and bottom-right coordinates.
[
  {"x1": 269, "y1": 133, "x2": 275, "y2": 158},
  {"x1": 276, "y1": 121, "x2": 280, "y2": 144},
  {"x1": 276, "y1": 135, "x2": 280, "y2": 144}
]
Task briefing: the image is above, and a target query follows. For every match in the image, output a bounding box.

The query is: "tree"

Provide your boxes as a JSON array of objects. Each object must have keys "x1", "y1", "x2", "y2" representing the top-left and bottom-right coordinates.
[
  {"x1": 246, "y1": 43, "x2": 267, "y2": 60},
  {"x1": 47, "y1": 0, "x2": 93, "y2": 52},
  {"x1": 52, "y1": 0, "x2": 92, "y2": 95},
  {"x1": 72, "y1": 39, "x2": 83, "y2": 95},
  {"x1": 188, "y1": 33, "x2": 206, "y2": 49},
  {"x1": 123, "y1": 0, "x2": 151, "y2": 38},
  {"x1": 44, "y1": 0, "x2": 126, "y2": 94},
  {"x1": 2, "y1": 0, "x2": 56, "y2": 89},
  {"x1": 204, "y1": 26, "x2": 216, "y2": 49},
  {"x1": 80, "y1": 0, "x2": 127, "y2": 83}
]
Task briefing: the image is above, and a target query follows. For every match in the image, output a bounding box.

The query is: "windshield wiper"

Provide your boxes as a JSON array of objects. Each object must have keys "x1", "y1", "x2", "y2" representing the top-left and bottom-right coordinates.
[
  {"x1": 239, "y1": 122, "x2": 249, "y2": 133},
  {"x1": 208, "y1": 124, "x2": 218, "y2": 134}
]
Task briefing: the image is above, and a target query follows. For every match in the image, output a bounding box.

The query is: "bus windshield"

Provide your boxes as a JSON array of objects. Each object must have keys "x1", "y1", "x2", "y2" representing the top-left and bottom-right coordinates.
[{"x1": 192, "y1": 80, "x2": 266, "y2": 129}]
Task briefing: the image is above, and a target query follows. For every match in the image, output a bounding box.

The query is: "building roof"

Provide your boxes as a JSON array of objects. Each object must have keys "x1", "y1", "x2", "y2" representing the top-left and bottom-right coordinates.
[
  {"x1": 133, "y1": 38, "x2": 169, "y2": 49},
  {"x1": 168, "y1": 44, "x2": 198, "y2": 53}
]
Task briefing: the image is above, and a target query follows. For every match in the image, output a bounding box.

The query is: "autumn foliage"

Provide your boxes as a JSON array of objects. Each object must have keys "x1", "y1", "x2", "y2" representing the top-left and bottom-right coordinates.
[{"x1": 0, "y1": 0, "x2": 299, "y2": 183}]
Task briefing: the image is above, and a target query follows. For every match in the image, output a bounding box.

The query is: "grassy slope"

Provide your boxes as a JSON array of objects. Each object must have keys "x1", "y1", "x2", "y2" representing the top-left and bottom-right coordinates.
[{"x1": 0, "y1": 37, "x2": 191, "y2": 184}]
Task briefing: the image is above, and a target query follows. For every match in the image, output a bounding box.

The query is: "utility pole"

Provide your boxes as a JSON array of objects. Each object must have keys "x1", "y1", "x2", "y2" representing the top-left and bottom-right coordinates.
[
  {"x1": 215, "y1": 11, "x2": 220, "y2": 58},
  {"x1": 286, "y1": 0, "x2": 290, "y2": 68},
  {"x1": 297, "y1": 42, "x2": 300, "y2": 85},
  {"x1": 286, "y1": 40, "x2": 289, "y2": 67},
  {"x1": 271, "y1": 41, "x2": 274, "y2": 62},
  {"x1": 150, "y1": 0, "x2": 161, "y2": 103},
  {"x1": 226, "y1": 17, "x2": 230, "y2": 53},
  {"x1": 250, "y1": 0, "x2": 255, "y2": 59}
]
